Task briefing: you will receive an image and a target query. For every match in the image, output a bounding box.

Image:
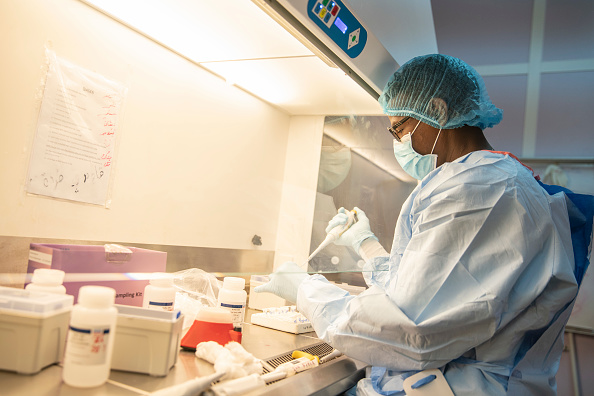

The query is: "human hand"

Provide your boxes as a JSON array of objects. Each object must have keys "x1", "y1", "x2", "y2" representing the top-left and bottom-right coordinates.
[
  {"x1": 325, "y1": 207, "x2": 377, "y2": 252},
  {"x1": 253, "y1": 261, "x2": 309, "y2": 304}
]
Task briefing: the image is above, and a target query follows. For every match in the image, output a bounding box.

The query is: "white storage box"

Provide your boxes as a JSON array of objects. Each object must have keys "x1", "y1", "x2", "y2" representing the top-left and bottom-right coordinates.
[
  {"x1": 111, "y1": 305, "x2": 183, "y2": 376},
  {"x1": 0, "y1": 286, "x2": 73, "y2": 374},
  {"x1": 250, "y1": 306, "x2": 313, "y2": 334}
]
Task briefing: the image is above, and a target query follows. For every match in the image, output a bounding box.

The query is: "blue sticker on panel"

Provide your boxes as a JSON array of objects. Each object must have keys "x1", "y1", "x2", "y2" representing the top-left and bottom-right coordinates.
[{"x1": 307, "y1": 0, "x2": 367, "y2": 58}]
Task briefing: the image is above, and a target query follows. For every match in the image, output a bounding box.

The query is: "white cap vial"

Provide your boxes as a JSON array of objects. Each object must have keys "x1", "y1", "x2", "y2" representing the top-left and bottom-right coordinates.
[
  {"x1": 222, "y1": 277, "x2": 245, "y2": 291},
  {"x1": 149, "y1": 272, "x2": 174, "y2": 287},
  {"x1": 143, "y1": 273, "x2": 176, "y2": 311},
  {"x1": 218, "y1": 277, "x2": 247, "y2": 330},
  {"x1": 63, "y1": 285, "x2": 117, "y2": 387},
  {"x1": 78, "y1": 285, "x2": 116, "y2": 309},
  {"x1": 25, "y1": 268, "x2": 67, "y2": 294},
  {"x1": 31, "y1": 268, "x2": 65, "y2": 285}
]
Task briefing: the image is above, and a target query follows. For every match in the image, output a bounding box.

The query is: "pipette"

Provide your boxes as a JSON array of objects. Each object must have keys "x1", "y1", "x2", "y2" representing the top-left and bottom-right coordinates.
[
  {"x1": 150, "y1": 371, "x2": 225, "y2": 395},
  {"x1": 319, "y1": 349, "x2": 343, "y2": 363},
  {"x1": 208, "y1": 358, "x2": 319, "y2": 395},
  {"x1": 306, "y1": 209, "x2": 357, "y2": 263}
]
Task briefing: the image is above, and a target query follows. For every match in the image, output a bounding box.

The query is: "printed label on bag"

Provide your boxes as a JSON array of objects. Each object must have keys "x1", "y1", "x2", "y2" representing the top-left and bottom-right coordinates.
[
  {"x1": 66, "y1": 325, "x2": 111, "y2": 365},
  {"x1": 28, "y1": 249, "x2": 53, "y2": 266}
]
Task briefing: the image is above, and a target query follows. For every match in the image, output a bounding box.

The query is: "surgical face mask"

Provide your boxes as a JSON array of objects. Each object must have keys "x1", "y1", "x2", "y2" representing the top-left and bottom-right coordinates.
[{"x1": 393, "y1": 120, "x2": 442, "y2": 180}]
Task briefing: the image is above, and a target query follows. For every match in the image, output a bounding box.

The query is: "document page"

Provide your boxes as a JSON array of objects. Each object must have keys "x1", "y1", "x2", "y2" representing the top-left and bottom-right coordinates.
[{"x1": 26, "y1": 50, "x2": 127, "y2": 206}]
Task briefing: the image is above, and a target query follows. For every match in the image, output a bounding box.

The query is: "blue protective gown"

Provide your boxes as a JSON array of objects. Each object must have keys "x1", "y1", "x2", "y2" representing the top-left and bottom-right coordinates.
[{"x1": 296, "y1": 151, "x2": 581, "y2": 396}]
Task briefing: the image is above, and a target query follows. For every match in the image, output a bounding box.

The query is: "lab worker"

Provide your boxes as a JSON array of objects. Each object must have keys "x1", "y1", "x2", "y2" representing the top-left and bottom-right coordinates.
[{"x1": 256, "y1": 54, "x2": 593, "y2": 395}]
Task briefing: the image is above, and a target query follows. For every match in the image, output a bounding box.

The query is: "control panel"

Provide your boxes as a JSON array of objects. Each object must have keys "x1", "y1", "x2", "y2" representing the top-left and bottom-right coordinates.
[{"x1": 307, "y1": 0, "x2": 367, "y2": 58}]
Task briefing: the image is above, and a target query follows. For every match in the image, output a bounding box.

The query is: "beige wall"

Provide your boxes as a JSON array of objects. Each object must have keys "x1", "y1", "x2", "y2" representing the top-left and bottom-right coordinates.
[{"x1": 0, "y1": 0, "x2": 322, "y2": 268}]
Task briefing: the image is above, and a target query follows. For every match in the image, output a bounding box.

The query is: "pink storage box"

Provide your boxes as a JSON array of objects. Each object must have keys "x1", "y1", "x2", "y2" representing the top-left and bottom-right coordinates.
[{"x1": 27, "y1": 244, "x2": 167, "y2": 306}]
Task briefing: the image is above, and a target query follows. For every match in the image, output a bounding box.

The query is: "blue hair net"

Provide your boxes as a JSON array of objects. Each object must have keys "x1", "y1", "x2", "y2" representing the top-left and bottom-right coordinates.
[{"x1": 379, "y1": 54, "x2": 503, "y2": 129}]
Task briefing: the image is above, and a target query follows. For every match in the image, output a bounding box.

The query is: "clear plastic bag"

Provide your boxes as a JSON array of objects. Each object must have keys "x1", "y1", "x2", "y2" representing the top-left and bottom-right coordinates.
[{"x1": 173, "y1": 268, "x2": 223, "y2": 329}]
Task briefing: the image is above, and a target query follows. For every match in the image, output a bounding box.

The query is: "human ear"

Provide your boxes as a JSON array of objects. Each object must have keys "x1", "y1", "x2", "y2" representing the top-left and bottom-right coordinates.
[{"x1": 430, "y1": 98, "x2": 448, "y2": 126}]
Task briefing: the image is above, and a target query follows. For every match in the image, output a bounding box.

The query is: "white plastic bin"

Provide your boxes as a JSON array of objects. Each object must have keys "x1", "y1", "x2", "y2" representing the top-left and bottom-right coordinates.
[
  {"x1": 0, "y1": 286, "x2": 73, "y2": 374},
  {"x1": 111, "y1": 305, "x2": 183, "y2": 376}
]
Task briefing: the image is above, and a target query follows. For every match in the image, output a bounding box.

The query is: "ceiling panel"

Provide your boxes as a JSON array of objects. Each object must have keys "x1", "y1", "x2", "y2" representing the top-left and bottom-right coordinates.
[
  {"x1": 431, "y1": 0, "x2": 533, "y2": 66},
  {"x1": 536, "y1": 71, "x2": 594, "y2": 157},
  {"x1": 482, "y1": 75, "x2": 527, "y2": 155},
  {"x1": 543, "y1": 0, "x2": 594, "y2": 61}
]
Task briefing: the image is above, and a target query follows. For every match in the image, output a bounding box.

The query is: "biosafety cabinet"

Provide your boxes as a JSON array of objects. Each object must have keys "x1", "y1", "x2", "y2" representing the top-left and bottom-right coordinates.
[
  {"x1": 1, "y1": 0, "x2": 593, "y2": 395},
  {"x1": 0, "y1": 1, "x2": 401, "y2": 394},
  {"x1": 0, "y1": 0, "x2": 407, "y2": 278}
]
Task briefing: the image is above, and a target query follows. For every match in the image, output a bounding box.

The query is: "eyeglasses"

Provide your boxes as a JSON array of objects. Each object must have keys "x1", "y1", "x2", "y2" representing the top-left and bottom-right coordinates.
[{"x1": 387, "y1": 117, "x2": 411, "y2": 142}]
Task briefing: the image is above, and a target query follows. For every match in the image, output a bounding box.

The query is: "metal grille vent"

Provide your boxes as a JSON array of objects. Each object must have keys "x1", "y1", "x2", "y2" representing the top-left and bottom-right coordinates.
[
  {"x1": 259, "y1": 342, "x2": 337, "y2": 384},
  {"x1": 264, "y1": 342, "x2": 335, "y2": 370}
]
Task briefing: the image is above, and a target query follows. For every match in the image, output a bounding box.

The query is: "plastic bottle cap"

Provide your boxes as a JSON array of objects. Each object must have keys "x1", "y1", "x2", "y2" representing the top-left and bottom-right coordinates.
[
  {"x1": 78, "y1": 286, "x2": 116, "y2": 309},
  {"x1": 149, "y1": 272, "x2": 174, "y2": 287},
  {"x1": 31, "y1": 268, "x2": 65, "y2": 285},
  {"x1": 223, "y1": 277, "x2": 245, "y2": 291},
  {"x1": 196, "y1": 306, "x2": 233, "y2": 323}
]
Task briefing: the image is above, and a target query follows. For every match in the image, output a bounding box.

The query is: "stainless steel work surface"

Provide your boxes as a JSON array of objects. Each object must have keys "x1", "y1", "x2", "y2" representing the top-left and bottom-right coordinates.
[
  {"x1": 0, "y1": 311, "x2": 367, "y2": 395},
  {"x1": 0, "y1": 365, "x2": 141, "y2": 396}
]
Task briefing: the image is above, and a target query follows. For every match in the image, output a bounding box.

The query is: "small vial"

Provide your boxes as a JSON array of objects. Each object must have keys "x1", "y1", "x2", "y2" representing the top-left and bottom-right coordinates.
[
  {"x1": 25, "y1": 268, "x2": 67, "y2": 294},
  {"x1": 62, "y1": 286, "x2": 117, "y2": 388},
  {"x1": 143, "y1": 273, "x2": 176, "y2": 311},
  {"x1": 217, "y1": 277, "x2": 247, "y2": 331}
]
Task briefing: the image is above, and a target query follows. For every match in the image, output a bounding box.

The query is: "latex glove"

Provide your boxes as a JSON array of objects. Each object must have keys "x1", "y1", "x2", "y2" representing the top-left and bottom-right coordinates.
[
  {"x1": 325, "y1": 207, "x2": 378, "y2": 252},
  {"x1": 253, "y1": 261, "x2": 309, "y2": 304}
]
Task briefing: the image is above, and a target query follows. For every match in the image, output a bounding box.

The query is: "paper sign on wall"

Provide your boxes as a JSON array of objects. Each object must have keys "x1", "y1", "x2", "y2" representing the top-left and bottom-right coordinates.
[{"x1": 26, "y1": 50, "x2": 127, "y2": 206}]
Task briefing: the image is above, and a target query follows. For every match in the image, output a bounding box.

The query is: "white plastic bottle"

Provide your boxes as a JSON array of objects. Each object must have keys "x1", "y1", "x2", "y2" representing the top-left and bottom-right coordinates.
[
  {"x1": 62, "y1": 285, "x2": 117, "y2": 388},
  {"x1": 25, "y1": 268, "x2": 67, "y2": 294},
  {"x1": 217, "y1": 277, "x2": 247, "y2": 331},
  {"x1": 143, "y1": 273, "x2": 176, "y2": 311}
]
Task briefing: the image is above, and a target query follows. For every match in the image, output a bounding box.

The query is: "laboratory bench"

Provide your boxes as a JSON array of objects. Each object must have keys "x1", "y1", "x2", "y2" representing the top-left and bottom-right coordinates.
[{"x1": 0, "y1": 310, "x2": 367, "y2": 396}]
